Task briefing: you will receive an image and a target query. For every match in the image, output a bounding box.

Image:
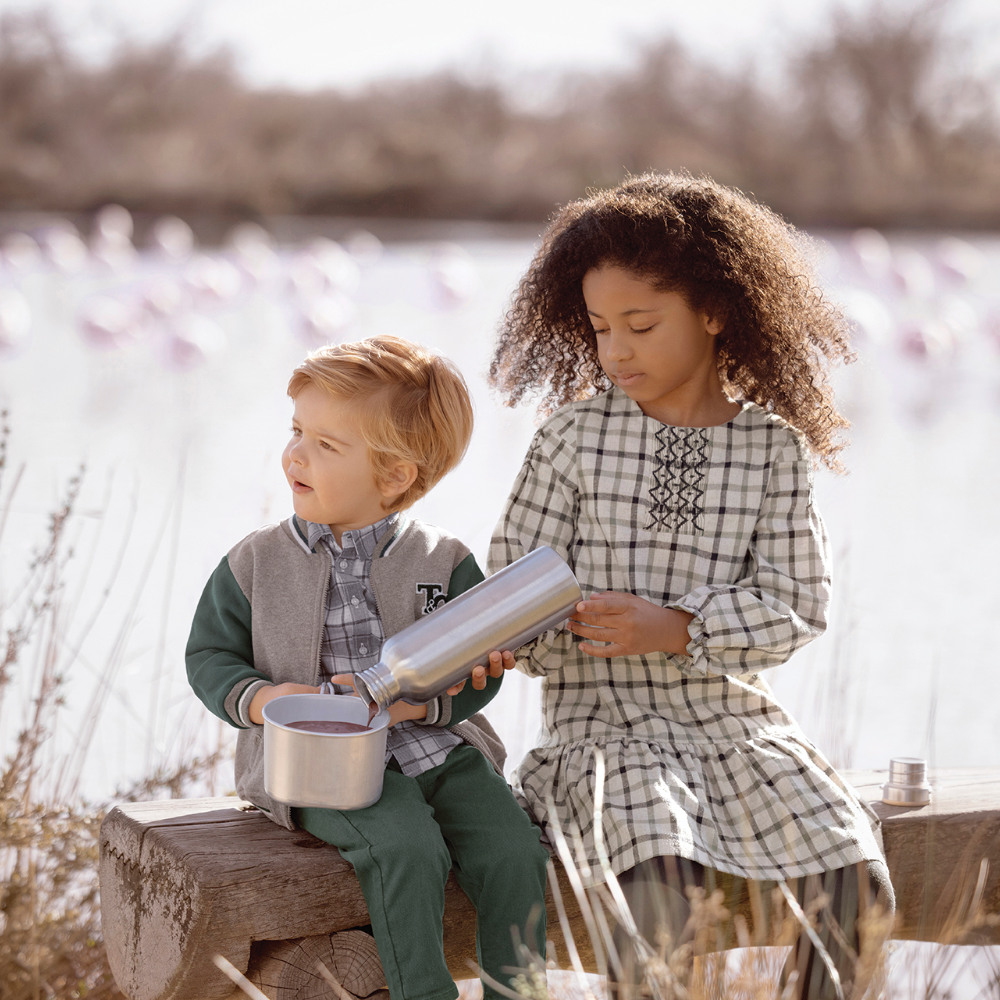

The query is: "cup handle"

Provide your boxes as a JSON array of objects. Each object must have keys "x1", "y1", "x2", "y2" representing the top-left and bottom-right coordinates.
[{"x1": 319, "y1": 681, "x2": 335, "y2": 695}]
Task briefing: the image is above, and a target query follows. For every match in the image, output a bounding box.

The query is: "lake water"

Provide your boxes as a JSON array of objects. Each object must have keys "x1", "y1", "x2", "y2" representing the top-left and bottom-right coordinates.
[
  {"x1": 2, "y1": 220, "x2": 998, "y2": 997},
  {"x1": 2, "y1": 224, "x2": 999, "y2": 795}
]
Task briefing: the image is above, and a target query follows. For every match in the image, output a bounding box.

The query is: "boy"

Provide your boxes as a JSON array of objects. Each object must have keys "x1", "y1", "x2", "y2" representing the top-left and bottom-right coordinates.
[{"x1": 186, "y1": 335, "x2": 548, "y2": 1000}]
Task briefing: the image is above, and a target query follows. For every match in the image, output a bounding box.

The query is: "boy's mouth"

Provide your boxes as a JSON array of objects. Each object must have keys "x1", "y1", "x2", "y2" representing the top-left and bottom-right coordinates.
[{"x1": 289, "y1": 477, "x2": 313, "y2": 493}]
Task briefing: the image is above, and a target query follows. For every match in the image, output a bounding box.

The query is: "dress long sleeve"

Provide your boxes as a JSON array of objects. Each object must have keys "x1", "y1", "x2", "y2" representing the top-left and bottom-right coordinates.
[
  {"x1": 671, "y1": 436, "x2": 830, "y2": 676},
  {"x1": 488, "y1": 418, "x2": 580, "y2": 677}
]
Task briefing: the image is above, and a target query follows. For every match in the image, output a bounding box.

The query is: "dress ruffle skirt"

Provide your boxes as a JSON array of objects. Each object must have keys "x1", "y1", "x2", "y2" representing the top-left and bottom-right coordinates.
[{"x1": 513, "y1": 730, "x2": 884, "y2": 886}]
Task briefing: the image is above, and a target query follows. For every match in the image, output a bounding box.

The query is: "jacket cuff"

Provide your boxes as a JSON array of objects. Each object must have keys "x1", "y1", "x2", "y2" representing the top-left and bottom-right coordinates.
[
  {"x1": 235, "y1": 679, "x2": 272, "y2": 728},
  {"x1": 433, "y1": 693, "x2": 453, "y2": 727},
  {"x1": 424, "y1": 697, "x2": 442, "y2": 726}
]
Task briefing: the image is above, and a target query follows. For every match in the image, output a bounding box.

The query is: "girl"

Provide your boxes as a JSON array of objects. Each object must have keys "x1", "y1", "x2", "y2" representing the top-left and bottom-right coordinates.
[{"x1": 485, "y1": 173, "x2": 893, "y2": 999}]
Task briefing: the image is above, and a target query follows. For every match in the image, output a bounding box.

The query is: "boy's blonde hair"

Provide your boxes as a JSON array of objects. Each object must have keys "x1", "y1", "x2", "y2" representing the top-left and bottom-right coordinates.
[{"x1": 288, "y1": 335, "x2": 474, "y2": 513}]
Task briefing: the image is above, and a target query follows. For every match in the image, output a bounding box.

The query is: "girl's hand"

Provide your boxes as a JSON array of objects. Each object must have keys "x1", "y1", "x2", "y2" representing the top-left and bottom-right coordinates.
[
  {"x1": 248, "y1": 682, "x2": 320, "y2": 724},
  {"x1": 568, "y1": 592, "x2": 695, "y2": 658}
]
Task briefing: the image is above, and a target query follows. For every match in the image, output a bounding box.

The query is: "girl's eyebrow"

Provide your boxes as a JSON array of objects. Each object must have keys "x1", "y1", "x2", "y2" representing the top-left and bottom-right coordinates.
[{"x1": 587, "y1": 307, "x2": 658, "y2": 316}]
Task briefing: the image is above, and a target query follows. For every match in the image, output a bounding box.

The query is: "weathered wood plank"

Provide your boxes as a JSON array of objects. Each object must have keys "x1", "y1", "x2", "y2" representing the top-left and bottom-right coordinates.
[
  {"x1": 846, "y1": 768, "x2": 1000, "y2": 944},
  {"x1": 100, "y1": 800, "x2": 370, "y2": 1000},
  {"x1": 100, "y1": 770, "x2": 1000, "y2": 1000}
]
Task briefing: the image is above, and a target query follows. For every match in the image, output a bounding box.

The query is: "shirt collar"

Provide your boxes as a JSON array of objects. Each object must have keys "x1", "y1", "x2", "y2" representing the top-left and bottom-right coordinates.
[{"x1": 305, "y1": 512, "x2": 398, "y2": 560}]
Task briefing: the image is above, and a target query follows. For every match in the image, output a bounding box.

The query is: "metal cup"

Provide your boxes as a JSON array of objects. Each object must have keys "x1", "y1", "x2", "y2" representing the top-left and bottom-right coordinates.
[{"x1": 263, "y1": 693, "x2": 390, "y2": 810}]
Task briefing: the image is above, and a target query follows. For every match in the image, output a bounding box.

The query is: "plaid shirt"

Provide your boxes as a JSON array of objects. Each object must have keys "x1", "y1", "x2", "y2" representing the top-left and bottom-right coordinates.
[
  {"x1": 488, "y1": 388, "x2": 884, "y2": 884},
  {"x1": 307, "y1": 515, "x2": 461, "y2": 777}
]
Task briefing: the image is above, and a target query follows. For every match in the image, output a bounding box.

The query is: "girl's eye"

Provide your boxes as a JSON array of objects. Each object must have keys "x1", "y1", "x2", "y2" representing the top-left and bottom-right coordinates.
[
  {"x1": 290, "y1": 426, "x2": 302, "y2": 437},
  {"x1": 630, "y1": 325, "x2": 654, "y2": 334},
  {"x1": 320, "y1": 441, "x2": 333, "y2": 450}
]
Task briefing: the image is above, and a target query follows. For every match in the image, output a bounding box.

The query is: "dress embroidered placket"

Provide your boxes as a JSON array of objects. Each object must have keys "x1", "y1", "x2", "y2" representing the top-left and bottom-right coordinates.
[
  {"x1": 488, "y1": 387, "x2": 884, "y2": 885},
  {"x1": 647, "y1": 425, "x2": 709, "y2": 534}
]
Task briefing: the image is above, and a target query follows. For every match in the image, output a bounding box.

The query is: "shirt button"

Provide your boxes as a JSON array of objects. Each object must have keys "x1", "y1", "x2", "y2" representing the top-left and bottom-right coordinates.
[
  {"x1": 359, "y1": 644, "x2": 368, "y2": 655},
  {"x1": 339, "y1": 561, "x2": 348, "y2": 570},
  {"x1": 351, "y1": 596, "x2": 360, "y2": 607}
]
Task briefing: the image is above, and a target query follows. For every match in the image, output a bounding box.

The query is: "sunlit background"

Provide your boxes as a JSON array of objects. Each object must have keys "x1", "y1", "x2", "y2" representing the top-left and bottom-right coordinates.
[{"x1": 1, "y1": 0, "x2": 999, "y2": 996}]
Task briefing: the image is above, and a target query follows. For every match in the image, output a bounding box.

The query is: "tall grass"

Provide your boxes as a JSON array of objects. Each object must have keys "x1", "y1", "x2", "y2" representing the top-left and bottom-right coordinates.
[
  {"x1": 0, "y1": 1, "x2": 997, "y2": 228},
  {"x1": 459, "y1": 749, "x2": 997, "y2": 1000},
  {"x1": 0, "y1": 415, "x2": 227, "y2": 1000}
]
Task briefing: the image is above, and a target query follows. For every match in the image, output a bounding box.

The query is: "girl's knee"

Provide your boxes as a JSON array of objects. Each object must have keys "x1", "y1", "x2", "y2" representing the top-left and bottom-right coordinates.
[{"x1": 866, "y1": 859, "x2": 895, "y2": 916}]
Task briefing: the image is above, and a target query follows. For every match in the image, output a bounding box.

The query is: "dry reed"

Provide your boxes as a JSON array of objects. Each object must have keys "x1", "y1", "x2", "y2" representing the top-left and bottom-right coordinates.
[
  {"x1": 0, "y1": 414, "x2": 229, "y2": 1000},
  {"x1": 475, "y1": 747, "x2": 1000, "y2": 1000}
]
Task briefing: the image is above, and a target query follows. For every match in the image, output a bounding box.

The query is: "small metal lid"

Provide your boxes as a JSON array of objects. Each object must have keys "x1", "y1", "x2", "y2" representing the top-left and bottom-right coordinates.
[
  {"x1": 882, "y1": 756, "x2": 932, "y2": 806},
  {"x1": 889, "y1": 757, "x2": 926, "y2": 780}
]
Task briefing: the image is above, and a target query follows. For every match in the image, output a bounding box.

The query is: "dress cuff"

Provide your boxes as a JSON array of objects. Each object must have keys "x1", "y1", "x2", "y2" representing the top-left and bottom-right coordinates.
[{"x1": 667, "y1": 603, "x2": 709, "y2": 675}]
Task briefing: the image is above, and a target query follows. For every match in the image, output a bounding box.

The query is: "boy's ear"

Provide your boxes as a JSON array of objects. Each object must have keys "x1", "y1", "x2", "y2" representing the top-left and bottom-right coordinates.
[{"x1": 380, "y1": 460, "x2": 419, "y2": 500}]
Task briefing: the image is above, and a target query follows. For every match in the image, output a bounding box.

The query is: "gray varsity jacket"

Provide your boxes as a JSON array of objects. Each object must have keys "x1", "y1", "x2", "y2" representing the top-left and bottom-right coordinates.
[{"x1": 186, "y1": 514, "x2": 506, "y2": 829}]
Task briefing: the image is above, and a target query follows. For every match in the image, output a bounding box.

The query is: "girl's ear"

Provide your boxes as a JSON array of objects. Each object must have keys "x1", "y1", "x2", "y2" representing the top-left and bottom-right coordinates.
[
  {"x1": 704, "y1": 312, "x2": 725, "y2": 337},
  {"x1": 380, "y1": 460, "x2": 419, "y2": 500}
]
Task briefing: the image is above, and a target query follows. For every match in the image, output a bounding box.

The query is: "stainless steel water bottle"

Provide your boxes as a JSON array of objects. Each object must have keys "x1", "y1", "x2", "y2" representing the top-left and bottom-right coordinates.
[{"x1": 353, "y1": 546, "x2": 581, "y2": 709}]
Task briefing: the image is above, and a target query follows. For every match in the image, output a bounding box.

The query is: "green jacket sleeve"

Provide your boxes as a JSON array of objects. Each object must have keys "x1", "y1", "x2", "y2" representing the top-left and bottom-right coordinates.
[
  {"x1": 186, "y1": 556, "x2": 272, "y2": 729},
  {"x1": 435, "y1": 552, "x2": 504, "y2": 726}
]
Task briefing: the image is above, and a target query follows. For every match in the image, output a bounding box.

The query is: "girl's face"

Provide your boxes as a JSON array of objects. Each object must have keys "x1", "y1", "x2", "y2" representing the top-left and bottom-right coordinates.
[{"x1": 582, "y1": 265, "x2": 725, "y2": 425}]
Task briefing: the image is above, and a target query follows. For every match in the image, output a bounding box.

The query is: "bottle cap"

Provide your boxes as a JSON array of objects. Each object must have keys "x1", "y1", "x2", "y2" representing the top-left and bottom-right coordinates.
[{"x1": 881, "y1": 756, "x2": 932, "y2": 805}]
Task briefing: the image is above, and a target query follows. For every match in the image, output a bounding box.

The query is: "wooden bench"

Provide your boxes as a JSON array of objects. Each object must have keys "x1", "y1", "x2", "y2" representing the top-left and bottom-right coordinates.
[{"x1": 99, "y1": 768, "x2": 1000, "y2": 1000}]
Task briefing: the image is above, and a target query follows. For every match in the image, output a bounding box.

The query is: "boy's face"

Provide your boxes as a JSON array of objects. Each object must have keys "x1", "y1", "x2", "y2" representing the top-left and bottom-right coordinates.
[{"x1": 282, "y1": 386, "x2": 396, "y2": 544}]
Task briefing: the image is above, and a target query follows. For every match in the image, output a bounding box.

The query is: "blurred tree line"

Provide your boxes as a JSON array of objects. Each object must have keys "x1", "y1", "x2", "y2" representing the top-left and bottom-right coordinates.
[{"x1": 0, "y1": 1, "x2": 997, "y2": 230}]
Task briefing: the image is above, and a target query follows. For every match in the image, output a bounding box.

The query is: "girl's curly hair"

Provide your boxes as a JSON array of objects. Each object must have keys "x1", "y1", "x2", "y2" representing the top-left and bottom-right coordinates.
[{"x1": 489, "y1": 172, "x2": 855, "y2": 470}]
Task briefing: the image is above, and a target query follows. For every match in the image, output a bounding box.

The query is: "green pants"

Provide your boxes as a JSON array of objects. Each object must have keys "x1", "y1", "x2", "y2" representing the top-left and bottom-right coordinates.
[{"x1": 297, "y1": 745, "x2": 549, "y2": 1000}]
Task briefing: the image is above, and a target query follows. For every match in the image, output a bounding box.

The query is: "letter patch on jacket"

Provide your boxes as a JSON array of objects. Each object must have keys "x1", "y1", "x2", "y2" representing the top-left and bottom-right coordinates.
[{"x1": 416, "y1": 582, "x2": 447, "y2": 615}]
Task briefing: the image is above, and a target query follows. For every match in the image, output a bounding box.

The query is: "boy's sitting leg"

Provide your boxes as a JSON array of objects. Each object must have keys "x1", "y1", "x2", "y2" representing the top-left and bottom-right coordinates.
[
  {"x1": 297, "y1": 746, "x2": 548, "y2": 1000},
  {"x1": 297, "y1": 771, "x2": 459, "y2": 1000},
  {"x1": 420, "y1": 745, "x2": 550, "y2": 997}
]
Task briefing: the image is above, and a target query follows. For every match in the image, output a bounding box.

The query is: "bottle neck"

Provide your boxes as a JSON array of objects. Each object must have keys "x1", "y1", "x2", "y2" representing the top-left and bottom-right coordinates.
[{"x1": 353, "y1": 662, "x2": 398, "y2": 710}]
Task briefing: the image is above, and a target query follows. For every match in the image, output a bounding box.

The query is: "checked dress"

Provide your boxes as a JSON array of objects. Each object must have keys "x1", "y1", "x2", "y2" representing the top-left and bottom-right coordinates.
[{"x1": 488, "y1": 387, "x2": 886, "y2": 886}]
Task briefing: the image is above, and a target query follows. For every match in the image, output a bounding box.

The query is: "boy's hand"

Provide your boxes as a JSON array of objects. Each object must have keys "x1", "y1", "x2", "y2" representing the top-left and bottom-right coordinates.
[
  {"x1": 482, "y1": 649, "x2": 516, "y2": 681},
  {"x1": 567, "y1": 592, "x2": 695, "y2": 658},
  {"x1": 446, "y1": 649, "x2": 516, "y2": 694},
  {"x1": 248, "y1": 682, "x2": 320, "y2": 724}
]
